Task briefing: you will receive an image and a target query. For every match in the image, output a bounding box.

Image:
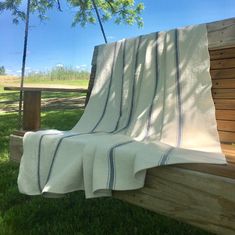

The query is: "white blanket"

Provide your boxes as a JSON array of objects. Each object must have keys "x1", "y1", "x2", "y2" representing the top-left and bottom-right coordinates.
[{"x1": 18, "y1": 24, "x2": 227, "y2": 198}]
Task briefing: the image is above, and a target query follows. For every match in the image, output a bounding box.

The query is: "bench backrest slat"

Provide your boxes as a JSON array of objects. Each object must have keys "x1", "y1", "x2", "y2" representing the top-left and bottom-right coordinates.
[{"x1": 210, "y1": 47, "x2": 235, "y2": 144}]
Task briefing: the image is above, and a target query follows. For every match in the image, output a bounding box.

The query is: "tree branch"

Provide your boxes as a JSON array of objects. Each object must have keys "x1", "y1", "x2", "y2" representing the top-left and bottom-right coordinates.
[
  {"x1": 57, "y1": 0, "x2": 62, "y2": 11},
  {"x1": 105, "y1": 0, "x2": 115, "y2": 13}
]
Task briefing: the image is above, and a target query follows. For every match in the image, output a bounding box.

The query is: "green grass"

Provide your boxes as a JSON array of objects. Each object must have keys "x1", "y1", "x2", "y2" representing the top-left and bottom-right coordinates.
[
  {"x1": 0, "y1": 69, "x2": 89, "y2": 93},
  {"x1": 0, "y1": 86, "x2": 212, "y2": 235}
]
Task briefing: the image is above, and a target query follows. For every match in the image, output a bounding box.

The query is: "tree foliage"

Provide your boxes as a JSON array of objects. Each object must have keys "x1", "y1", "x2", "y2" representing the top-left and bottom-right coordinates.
[
  {"x1": 0, "y1": 66, "x2": 6, "y2": 75},
  {"x1": 0, "y1": 0, "x2": 144, "y2": 27}
]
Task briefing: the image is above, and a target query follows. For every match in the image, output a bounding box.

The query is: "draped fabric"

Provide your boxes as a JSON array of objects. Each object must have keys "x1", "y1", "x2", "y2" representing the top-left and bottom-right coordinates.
[{"x1": 18, "y1": 24, "x2": 227, "y2": 198}]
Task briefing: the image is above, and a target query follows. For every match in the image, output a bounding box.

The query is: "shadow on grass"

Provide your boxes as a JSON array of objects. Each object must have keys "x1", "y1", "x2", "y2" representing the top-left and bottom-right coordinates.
[
  {"x1": 0, "y1": 91, "x2": 86, "y2": 113},
  {"x1": 42, "y1": 92, "x2": 87, "y2": 99},
  {"x1": 41, "y1": 109, "x2": 84, "y2": 130},
  {"x1": 0, "y1": 92, "x2": 19, "y2": 102}
]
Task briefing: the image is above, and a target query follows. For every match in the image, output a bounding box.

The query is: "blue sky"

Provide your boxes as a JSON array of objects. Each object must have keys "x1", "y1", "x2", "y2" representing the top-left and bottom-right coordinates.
[{"x1": 0, "y1": 0, "x2": 234, "y2": 75}]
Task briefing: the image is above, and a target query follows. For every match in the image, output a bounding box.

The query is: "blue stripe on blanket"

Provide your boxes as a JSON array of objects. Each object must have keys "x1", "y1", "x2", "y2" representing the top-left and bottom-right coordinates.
[
  {"x1": 37, "y1": 133, "x2": 63, "y2": 192},
  {"x1": 175, "y1": 29, "x2": 183, "y2": 147},
  {"x1": 159, "y1": 147, "x2": 174, "y2": 165},
  {"x1": 107, "y1": 140, "x2": 135, "y2": 189},
  {"x1": 117, "y1": 36, "x2": 142, "y2": 133}
]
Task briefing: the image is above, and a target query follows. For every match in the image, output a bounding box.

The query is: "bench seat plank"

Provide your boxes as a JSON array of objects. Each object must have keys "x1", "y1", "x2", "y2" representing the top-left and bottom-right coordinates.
[{"x1": 114, "y1": 166, "x2": 235, "y2": 235}]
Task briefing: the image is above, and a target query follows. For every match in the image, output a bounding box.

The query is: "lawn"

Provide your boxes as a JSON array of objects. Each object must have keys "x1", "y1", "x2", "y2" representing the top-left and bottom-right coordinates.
[{"x1": 0, "y1": 77, "x2": 212, "y2": 235}]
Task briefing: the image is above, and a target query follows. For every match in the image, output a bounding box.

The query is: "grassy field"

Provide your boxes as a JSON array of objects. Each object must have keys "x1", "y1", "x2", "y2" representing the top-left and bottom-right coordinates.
[
  {"x1": 0, "y1": 72, "x2": 89, "y2": 90},
  {"x1": 0, "y1": 75, "x2": 212, "y2": 235},
  {"x1": 0, "y1": 73, "x2": 88, "y2": 113},
  {"x1": 27, "y1": 67, "x2": 90, "y2": 81}
]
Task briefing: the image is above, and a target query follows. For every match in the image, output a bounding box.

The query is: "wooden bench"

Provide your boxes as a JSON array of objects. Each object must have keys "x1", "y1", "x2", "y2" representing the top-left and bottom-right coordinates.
[
  {"x1": 83, "y1": 17, "x2": 235, "y2": 235},
  {"x1": 9, "y1": 17, "x2": 235, "y2": 234}
]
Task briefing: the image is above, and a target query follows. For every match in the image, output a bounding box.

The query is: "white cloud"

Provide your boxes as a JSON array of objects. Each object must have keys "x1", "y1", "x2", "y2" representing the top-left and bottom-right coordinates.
[
  {"x1": 76, "y1": 64, "x2": 87, "y2": 70},
  {"x1": 5, "y1": 69, "x2": 18, "y2": 76},
  {"x1": 56, "y1": 63, "x2": 64, "y2": 68},
  {"x1": 107, "y1": 35, "x2": 115, "y2": 40},
  {"x1": 15, "y1": 67, "x2": 32, "y2": 76}
]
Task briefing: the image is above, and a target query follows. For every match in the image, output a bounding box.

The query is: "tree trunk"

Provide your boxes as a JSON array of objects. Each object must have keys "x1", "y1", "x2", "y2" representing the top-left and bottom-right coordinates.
[{"x1": 18, "y1": 0, "x2": 31, "y2": 130}]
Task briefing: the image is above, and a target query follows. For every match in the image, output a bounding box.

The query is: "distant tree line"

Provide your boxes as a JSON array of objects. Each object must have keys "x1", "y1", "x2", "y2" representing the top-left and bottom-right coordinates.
[{"x1": 0, "y1": 66, "x2": 5, "y2": 75}]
